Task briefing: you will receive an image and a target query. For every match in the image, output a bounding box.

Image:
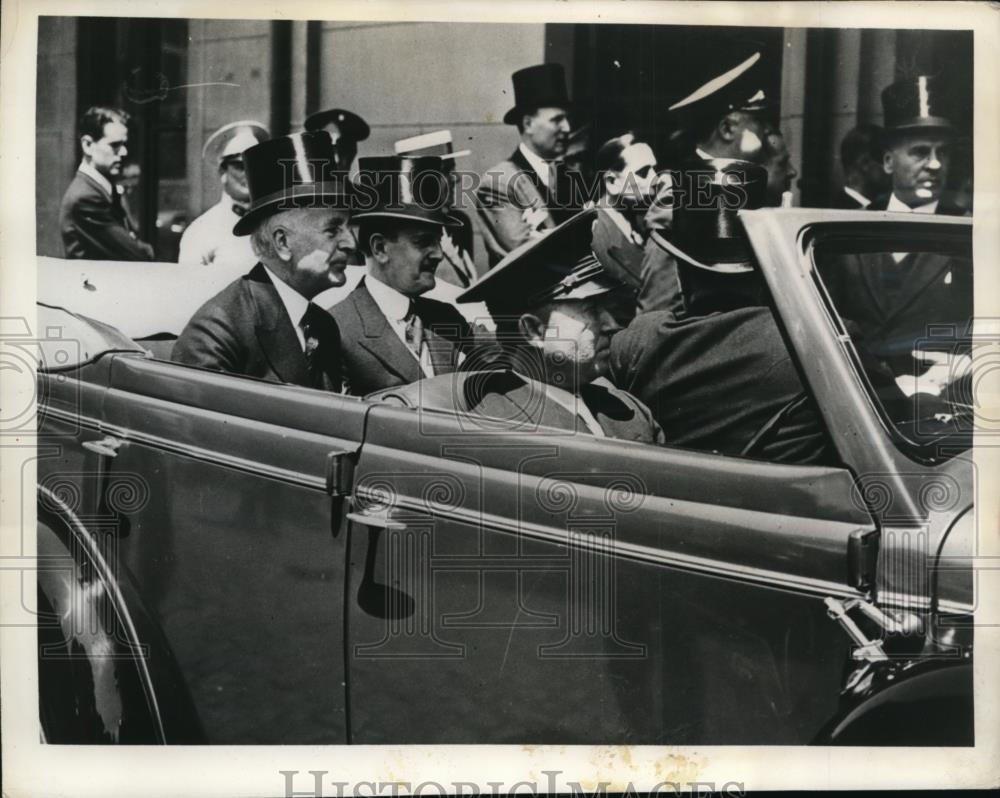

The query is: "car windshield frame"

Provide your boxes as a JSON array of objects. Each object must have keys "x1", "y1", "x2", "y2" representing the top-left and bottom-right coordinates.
[{"x1": 802, "y1": 221, "x2": 973, "y2": 465}]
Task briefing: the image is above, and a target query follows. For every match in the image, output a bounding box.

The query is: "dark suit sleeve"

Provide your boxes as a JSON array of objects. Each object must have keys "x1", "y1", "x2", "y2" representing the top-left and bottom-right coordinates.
[
  {"x1": 65, "y1": 190, "x2": 155, "y2": 261},
  {"x1": 636, "y1": 239, "x2": 684, "y2": 316},
  {"x1": 171, "y1": 304, "x2": 245, "y2": 374}
]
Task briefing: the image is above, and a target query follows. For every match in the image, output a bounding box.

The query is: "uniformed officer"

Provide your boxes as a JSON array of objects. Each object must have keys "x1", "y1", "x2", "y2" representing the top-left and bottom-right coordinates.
[
  {"x1": 609, "y1": 163, "x2": 836, "y2": 465},
  {"x1": 394, "y1": 129, "x2": 478, "y2": 288},
  {"x1": 178, "y1": 121, "x2": 269, "y2": 269},
  {"x1": 456, "y1": 208, "x2": 664, "y2": 444}
]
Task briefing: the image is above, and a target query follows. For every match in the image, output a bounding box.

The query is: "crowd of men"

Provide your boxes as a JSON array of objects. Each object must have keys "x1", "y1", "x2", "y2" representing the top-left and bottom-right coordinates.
[{"x1": 57, "y1": 52, "x2": 970, "y2": 465}]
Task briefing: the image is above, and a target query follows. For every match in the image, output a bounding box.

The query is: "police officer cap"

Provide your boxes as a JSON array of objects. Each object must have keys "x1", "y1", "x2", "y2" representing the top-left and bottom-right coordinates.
[
  {"x1": 202, "y1": 120, "x2": 269, "y2": 166},
  {"x1": 458, "y1": 209, "x2": 623, "y2": 312},
  {"x1": 667, "y1": 51, "x2": 770, "y2": 124},
  {"x1": 303, "y1": 108, "x2": 371, "y2": 142}
]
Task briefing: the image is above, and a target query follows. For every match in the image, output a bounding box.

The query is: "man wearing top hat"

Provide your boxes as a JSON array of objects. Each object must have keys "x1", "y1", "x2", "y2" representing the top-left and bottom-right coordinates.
[
  {"x1": 394, "y1": 129, "x2": 478, "y2": 288},
  {"x1": 59, "y1": 106, "x2": 154, "y2": 261},
  {"x1": 609, "y1": 162, "x2": 836, "y2": 465},
  {"x1": 820, "y1": 75, "x2": 971, "y2": 379},
  {"x1": 330, "y1": 156, "x2": 492, "y2": 397},
  {"x1": 869, "y1": 75, "x2": 965, "y2": 216},
  {"x1": 477, "y1": 63, "x2": 583, "y2": 267},
  {"x1": 178, "y1": 120, "x2": 269, "y2": 268},
  {"x1": 172, "y1": 131, "x2": 355, "y2": 392},
  {"x1": 453, "y1": 208, "x2": 663, "y2": 443}
]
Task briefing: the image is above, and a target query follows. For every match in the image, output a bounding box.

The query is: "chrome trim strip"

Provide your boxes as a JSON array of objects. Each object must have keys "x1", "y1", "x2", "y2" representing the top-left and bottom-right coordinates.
[{"x1": 356, "y1": 486, "x2": 869, "y2": 601}]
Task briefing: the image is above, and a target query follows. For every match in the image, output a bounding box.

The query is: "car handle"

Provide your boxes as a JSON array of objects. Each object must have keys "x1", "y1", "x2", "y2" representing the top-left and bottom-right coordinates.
[{"x1": 82, "y1": 436, "x2": 125, "y2": 458}]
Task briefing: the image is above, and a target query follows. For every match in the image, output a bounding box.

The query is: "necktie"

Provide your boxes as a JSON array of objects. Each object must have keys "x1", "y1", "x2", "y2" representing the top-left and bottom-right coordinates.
[
  {"x1": 300, "y1": 303, "x2": 340, "y2": 390},
  {"x1": 403, "y1": 301, "x2": 424, "y2": 361}
]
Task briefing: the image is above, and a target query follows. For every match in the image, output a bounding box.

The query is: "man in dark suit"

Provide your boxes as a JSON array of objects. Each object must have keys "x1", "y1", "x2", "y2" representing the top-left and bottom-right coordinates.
[
  {"x1": 172, "y1": 131, "x2": 354, "y2": 391},
  {"x1": 831, "y1": 124, "x2": 889, "y2": 209},
  {"x1": 609, "y1": 164, "x2": 836, "y2": 465},
  {"x1": 477, "y1": 64, "x2": 583, "y2": 266},
  {"x1": 59, "y1": 106, "x2": 154, "y2": 261},
  {"x1": 455, "y1": 208, "x2": 664, "y2": 444},
  {"x1": 331, "y1": 156, "x2": 490, "y2": 397}
]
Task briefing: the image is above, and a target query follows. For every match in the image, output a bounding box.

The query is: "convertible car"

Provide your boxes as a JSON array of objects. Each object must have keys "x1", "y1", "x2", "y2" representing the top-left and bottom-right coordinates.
[{"x1": 33, "y1": 208, "x2": 975, "y2": 745}]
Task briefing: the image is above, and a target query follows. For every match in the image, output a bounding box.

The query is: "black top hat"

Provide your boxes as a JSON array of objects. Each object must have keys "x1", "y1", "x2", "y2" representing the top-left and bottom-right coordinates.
[
  {"x1": 458, "y1": 209, "x2": 622, "y2": 311},
  {"x1": 653, "y1": 159, "x2": 767, "y2": 273},
  {"x1": 503, "y1": 64, "x2": 573, "y2": 125},
  {"x1": 232, "y1": 131, "x2": 353, "y2": 237},
  {"x1": 881, "y1": 76, "x2": 955, "y2": 133},
  {"x1": 352, "y1": 156, "x2": 462, "y2": 228},
  {"x1": 667, "y1": 51, "x2": 770, "y2": 125}
]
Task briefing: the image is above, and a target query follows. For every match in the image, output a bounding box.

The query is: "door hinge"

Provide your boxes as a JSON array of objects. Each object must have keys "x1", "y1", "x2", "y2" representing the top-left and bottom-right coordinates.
[
  {"x1": 848, "y1": 527, "x2": 880, "y2": 594},
  {"x1": 325, "y1": 450, "x2": 355, "y2": 497}
]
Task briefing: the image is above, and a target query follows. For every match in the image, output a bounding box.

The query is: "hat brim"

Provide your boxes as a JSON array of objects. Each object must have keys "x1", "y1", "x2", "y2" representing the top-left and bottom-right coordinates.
[
  {"x1": 233, "y1": 183, "x2": 353, "y2": 236},
  {"x1": 303, "y1": 109, "x2": 371, "y2": 141},
  {"x1": 502, "y1": 101, "x2": 574, "y2": 126},
  {"x1": 885, "y1": 119, "x2": 955, "y2": 135},
  {"x1": 650, "y1": 230, "x2": 755, "y2": 274},
  {"x1": 350, "y1": 209, "x2": 464, "y2": 228}
]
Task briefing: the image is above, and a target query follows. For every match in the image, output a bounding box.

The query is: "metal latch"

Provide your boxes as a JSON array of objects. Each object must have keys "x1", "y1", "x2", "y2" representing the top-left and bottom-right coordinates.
[
  {"x1": 825, "y1": 596, "x2": 923, "y2": 663},
  {"x1": 325, "y1": 450, "x2": 356, "y2": 497},
  {"x1": 847, "y1": 527, "x2": 880, "y2": 593}
]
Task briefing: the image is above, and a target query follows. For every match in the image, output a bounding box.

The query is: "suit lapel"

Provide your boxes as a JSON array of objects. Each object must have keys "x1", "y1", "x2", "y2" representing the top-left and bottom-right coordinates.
[
  {"x1": 246, "y1": 264, "x2": 310, "y2": 385},
  {"x1": 883, "y1": 252, "x2": 954, "y2": 324},
  {"x1": 510, "y1": 148, "x2": 553, "y2": 206},
  {"x1": 351, "y1": 282, "x2": 423, "y2": 384}
]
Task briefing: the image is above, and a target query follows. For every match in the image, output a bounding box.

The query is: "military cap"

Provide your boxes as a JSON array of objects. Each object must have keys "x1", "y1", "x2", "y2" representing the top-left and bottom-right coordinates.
[
  {"x1": 303, "y1": 107, "x2": 370, "y2": 141},
  {"x1": 232, "y1": 131, "x2": 352, "y2": 237},
  {"x1": 458, "y1": 208, "x2": 623, "y2": 311},
  {"x1": 667, "y1": 51, "x2": 770, "y2": 123},
  {"x1": 394, "y1": 129, "x2": 471, "y2": 161},
  {"x1": 202, "y1": 120, "x2": 269, "y2": 167},
  {"x1": 881, "y1": 75, "x2": 955, "y2": 133}
]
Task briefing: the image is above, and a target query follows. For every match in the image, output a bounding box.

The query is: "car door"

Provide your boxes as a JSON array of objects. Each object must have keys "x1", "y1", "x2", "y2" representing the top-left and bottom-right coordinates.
[
  {"x1": 343, "y1": 402, "x2": 876, "y2": 744},
  {"x1": 40, "y1": 351, "x2": 368, "y2": 744}
]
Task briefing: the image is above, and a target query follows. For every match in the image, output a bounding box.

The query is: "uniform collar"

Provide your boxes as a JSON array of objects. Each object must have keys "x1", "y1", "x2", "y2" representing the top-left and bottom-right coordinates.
[
  {"x1": 366, "y1": 272, "x2": 414, "y2": 323},
  {"x1": 887, "y1": 192, "x2": 938, "y2": 214},
  {"x1": 78, "y1": 160, "x2": 114, "y2": 197}
]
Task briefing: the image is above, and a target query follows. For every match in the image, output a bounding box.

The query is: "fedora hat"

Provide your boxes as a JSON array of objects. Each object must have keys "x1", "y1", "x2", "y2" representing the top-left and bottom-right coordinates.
[
  {"x1": 352, "y1": 156, "x2": 463, "y2": 228},
  {"x1": 881, "y1": 75, "x2": 955, "y2": 134},
  {"x1": 652, "y1": 159, "x2": 768, "y2": 273},
  {"x1": 503, "y1": 63, "x2": 573, "y2": 125},
  {"x1": 232, "y1": 131, "x2": 353, "y2": 237}
]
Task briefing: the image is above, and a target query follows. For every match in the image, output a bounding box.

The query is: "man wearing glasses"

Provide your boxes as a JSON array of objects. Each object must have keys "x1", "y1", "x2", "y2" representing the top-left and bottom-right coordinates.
[
  {"x1": 178, "y1": 120, "x2": 270, "y2": 270},
  {"x1": 59, "y1": 106, "x2": 154, "y2": 261}
]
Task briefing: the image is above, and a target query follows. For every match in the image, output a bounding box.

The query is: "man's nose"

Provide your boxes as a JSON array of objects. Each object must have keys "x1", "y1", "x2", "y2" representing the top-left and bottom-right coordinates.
[
  {"x1": 927, "y1": 152, "x2": 942, "y2": 170},
  {"x1": 118, "y1": 146, "x2": 127, "y2": 159},
  {"x1": 337, "y1": 226, "x2": 357, "y2": 251}
]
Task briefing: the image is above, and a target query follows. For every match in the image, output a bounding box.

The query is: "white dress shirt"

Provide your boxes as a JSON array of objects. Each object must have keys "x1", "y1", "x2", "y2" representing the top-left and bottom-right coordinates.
[
  {"x1": 366, "y1": 274, "x2": 435, "y2": 377},
  {"x1": 263, "y1": 266, "x2": 310, "y2": 351},
  {"x1": 519, "y1": 142, "x2": 555, "y2": 190},
  {"x1": 886, "y1": 193, "x2": 937, "y2": 262}
]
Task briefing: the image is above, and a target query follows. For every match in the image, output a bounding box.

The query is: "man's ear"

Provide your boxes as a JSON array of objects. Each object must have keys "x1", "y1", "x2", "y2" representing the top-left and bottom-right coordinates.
[
  {"x1": 271, "y1": 223, "x2": 292, "y2": 262},
  {"x1": 518, "y1": 313, "x2": 546, "y2": 346},
  {"x1": 369, "y1": 232, "x2": 390, "y2": 264},
  {"x1": 882, "y1": 152, "x2": 894, "y2": 176},
  {"x1": 80, "y1": 135, "x2": 94, "y2": 156}
]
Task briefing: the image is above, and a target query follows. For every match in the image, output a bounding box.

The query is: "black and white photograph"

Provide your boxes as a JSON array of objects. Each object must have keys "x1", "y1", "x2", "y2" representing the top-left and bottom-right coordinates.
[{"x1": 2, "y1": 0, "x2": 998, "y2": 794}]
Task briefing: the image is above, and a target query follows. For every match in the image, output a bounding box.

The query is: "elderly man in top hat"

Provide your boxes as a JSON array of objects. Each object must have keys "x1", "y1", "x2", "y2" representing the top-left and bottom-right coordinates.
[
  {"x1": 178, "y1": 120, "x2": 269, "y2": 268},
  {"x1": 609, "y1": 162, "x2": 836, "y2": 465},
  {"x1": 476, "y1": 63, "x2": 583, "y2": 266},
  {"x1": 59, "y1": 106, "x2": 154, "y2": 261},
  {"x1": 172, "y1": 131, "x2": 355, "y2": 391},
  {"x1": 452, "y1": 208, "x2": 663, "y2": 443},
  {"x1": 394, "y1": 129, "x2": 477, "y2": 288},
  {"x1": 330, "y1": 156, "x2": 493, "y2": 397},
  {"x1": 869, "y1": 76, "x2": 965, "y2": 216}
]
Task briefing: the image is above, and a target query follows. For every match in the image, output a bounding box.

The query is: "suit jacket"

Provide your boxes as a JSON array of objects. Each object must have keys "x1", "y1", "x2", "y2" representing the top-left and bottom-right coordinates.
[
  {"x1": 59, "y1": 171, "x2": 155, "y2": 261},
  {"x1": 476, "y1": 148, "x2": 581, "y2": 267},
  {"x1": 830, "y1": 187, "x2": 870, "y2": 210},
  {"x1": 442, "y1": 370, "x2": 664, "y2": 444},
  {"x1": 609, "y1": 306, "x2": 835, "y2": 465},
  {"x1": 172, "y1": 263, "x2": 342, "y2": 391},
  {"x1": 636, "y1": 235, "x2": 685, "y2": 317},
  {"x1": 330, "y1": 279, "x2": 486, "y2": 397},
  {"x1": 591, "y1": 206, "x2": 645, "y2": 291}
]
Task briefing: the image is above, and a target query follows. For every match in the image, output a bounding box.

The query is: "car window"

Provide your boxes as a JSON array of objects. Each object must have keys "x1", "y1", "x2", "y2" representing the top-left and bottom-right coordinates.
[{"x1": 809, "y1": 225, "x2": 972, "y2": 461}]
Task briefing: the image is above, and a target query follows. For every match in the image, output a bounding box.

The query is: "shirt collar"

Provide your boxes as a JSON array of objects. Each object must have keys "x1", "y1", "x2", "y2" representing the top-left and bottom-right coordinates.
[
  {"x1": 263, "y1": 265, "x2": 311, "y2": 332},
  {"x1": 843, "y1": 186, "x2": 871, "y2": 208},
  {"x1": 78, "y1": 161, "x2": 113, "y2": 197},
  {"x1": 519, "y1": 142, "x2": 553, "y2": 187},
  {"x1": 887, "y1": 192, "x2": 938, "y2": 214},
  {"x1": 600, "y1": 205, "x2": 641, "y2": 244},
  {"x1": 366, "y1": 272, "x2": 413, "y2": 323}
]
